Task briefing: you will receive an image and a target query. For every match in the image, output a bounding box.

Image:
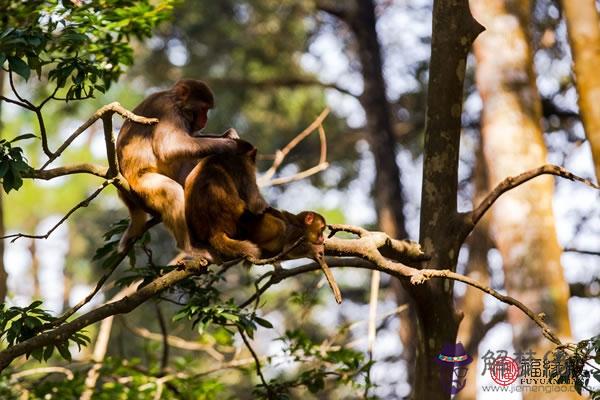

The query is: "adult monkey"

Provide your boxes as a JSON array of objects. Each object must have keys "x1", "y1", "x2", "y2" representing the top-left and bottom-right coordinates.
[{"x1": 117, "y1": 79, "x2": 244, "y2": 254}]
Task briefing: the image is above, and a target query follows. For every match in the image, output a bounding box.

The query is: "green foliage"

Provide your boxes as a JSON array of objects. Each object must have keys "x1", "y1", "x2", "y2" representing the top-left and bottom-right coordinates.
[
  {"x1": 173, "y1": 283, "x2": 272, "y2": 339},
  {"x1": 0, "y1": 0, "x2": 174, "y2": 100},
  {"x1": 0, "y1": 301, "x2": 90, "y2": 362},
  {"x1": 0, "y1": 134, "x2": 35, "y2": 193},
  {"x1": 250, "y1": 329, "x2": 373, "y2": 399},
  {"x1": 551, "y1": 335, "x2": 600, "y2": 398}
]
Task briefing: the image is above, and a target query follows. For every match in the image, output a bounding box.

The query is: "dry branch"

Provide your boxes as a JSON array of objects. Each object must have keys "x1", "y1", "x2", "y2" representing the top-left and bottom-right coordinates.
[
  {"x1": 1, "y1": 179, "x2": 115, "y2": 242},
  {"x1": 258, "y1": 108, "x2": 330, "y2": 187},
  {"x1": 41, "y1": 102, "x2": 158, "y2": 169},
  {"x1": 469, "y1": 164, "x2": 599, "y2": 231}
]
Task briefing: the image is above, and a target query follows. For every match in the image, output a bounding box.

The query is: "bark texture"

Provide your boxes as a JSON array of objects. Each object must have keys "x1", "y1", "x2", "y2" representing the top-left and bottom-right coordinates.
[
  {"x1": 562, "y1": 0, "x2": 600, "y2": 181},
  {"x1": 471, "y1": 1, "x2": 573, "y2": 397},
  {"x1": 414, "y1": 1, "x2": 483, "y2": 399}
]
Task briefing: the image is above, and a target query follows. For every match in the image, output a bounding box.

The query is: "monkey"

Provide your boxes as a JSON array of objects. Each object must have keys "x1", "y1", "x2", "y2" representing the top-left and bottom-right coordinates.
[
  {"x1": 116, "y1": 79, "x2": 248, "y2": 254},
  {"x1": 183, "y1": 139, "x2": 341, "y2": 302},
  {"x1": 184, "y1": 139, "x2": 268, "y2": 260},
  {"x1": 240, "y1": 208, "x2": 342, "y2": 303}
]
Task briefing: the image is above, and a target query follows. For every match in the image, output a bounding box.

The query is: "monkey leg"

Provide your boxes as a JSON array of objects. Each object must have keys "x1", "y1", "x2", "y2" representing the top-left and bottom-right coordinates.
[
  {"x1": 134, "y1": 173, "x2": 192, "y2": 252},
  {"x1": 118, "y1": 191, "x2": 148, "y2": 253},
  {"x1": 209, "y1": 232, "x2": 261, "y2": 260}
]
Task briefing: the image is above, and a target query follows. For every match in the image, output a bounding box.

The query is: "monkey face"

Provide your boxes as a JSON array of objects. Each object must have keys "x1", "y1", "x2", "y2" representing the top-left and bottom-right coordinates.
[
  {"x1": 192, "y1": 105, "x2": 209, "y2": 130},
  {"x1": 302, "y1": 212, "x2": 327, "y2": 245}
]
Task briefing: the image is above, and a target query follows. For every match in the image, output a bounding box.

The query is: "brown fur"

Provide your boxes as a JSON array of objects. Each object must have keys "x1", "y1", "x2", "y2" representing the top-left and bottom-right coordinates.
[
  {"x1": 184, "y1": 141, "x2": 268, "y2": 259},
  {"x1": 240, "y1": 208, "x2": 327, "y2": 259},
  {"x1": 116, "y1": 79, "x2": 243, "y2": 252}
]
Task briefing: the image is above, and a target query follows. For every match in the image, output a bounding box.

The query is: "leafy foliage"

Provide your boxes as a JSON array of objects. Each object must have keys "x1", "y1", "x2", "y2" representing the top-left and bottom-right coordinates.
[
  {"x1": 251, "y1": 329, "x2": 373, "y2": 399},
  {"x1": 0, "y1": 134, "x2": 35, "y2": 193},
  {"x1": 0, "y1": 301, "x2": 89, "y2": 362},
  {"x1": 0, "y1": 0, "x2": 174, "y2": 100},
  {"x1": 551, "y1": 335, "x2": 600, "y2": 398}
]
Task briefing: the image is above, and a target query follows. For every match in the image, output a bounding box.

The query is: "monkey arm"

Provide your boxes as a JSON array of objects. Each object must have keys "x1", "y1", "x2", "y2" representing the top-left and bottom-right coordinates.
[{"x1": 152, "y1": 127, "x2": 239, "y2": 162}]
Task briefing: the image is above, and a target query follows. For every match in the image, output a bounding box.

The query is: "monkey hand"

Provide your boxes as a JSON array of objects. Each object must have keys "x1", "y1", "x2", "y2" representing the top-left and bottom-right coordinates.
[{"x1": 221, "y1": 128, "x2": 240, "y2": 139}]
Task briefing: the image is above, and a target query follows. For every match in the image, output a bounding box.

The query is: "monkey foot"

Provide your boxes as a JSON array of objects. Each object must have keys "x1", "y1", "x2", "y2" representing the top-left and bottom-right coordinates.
[{"x1": 173, "y1": 251, "x2": 211, "y2": 269}]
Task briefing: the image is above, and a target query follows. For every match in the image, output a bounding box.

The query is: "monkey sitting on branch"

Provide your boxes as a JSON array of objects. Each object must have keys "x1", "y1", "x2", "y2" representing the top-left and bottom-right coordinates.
[
  {"x1": 116, "y1": 79, "x2": 251, "y2": 257},
  {"x1": 184, "y1": 139, "x2": 342, "y2": 303}
]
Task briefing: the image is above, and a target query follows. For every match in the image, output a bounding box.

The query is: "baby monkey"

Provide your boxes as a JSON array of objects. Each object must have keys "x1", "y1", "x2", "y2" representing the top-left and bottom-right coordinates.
[{"x1": 240, "y1": 208, "x2": 342, "y2": 304}]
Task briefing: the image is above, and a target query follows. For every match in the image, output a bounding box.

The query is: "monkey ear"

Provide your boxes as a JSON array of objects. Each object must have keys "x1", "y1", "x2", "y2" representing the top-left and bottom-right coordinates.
[
  {"x1": 304, "y1": 212, "x2": 314, "y2": 225},
  {"x1": 247, "y1": 147, "x2": 257, "y2": 161},
  {"x1": 173, "y1": 81, "x2": 190, "y2": 101}
]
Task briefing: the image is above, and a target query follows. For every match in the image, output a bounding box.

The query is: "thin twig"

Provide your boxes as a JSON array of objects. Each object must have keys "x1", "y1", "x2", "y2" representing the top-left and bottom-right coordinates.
[
  {"x1": 238, "y1": 327, "x2": 274, "y2": 398},
  {"x1": 1, "y1": 180, "x2": 114, "y2": 242},
  {"x1": 470, "y1": 164, "x2": 599, "y2": 231},
  {"x1": 0, "y1": 95, "x2": 34, "y2": 110},
  {"x1": 263, "y1": 162, "x2": 329, "y2": 187},
  {"x1": 563, "y1": 247, "x2": 600, "y2": 257},
  {"x1": 154, "y1": 303, "x2": 170, "y2": 373},
  {"x1": 245, "y1": 236, "x2": 305, "y2": 265},
  {"x1": 121, "y1": 322, "x2": 225, "y2": 361},
  {"x1": 258, "y1": 108, "x2": 330, "y2": 185},
  {"x1": 41, "y1": 218, "x2": 159, "y2": 331}
]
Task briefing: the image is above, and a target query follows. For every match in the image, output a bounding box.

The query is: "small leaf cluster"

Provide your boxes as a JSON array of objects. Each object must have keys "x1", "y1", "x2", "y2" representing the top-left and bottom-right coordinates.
[
  {"x1": 173, "y1": 286, "x2": 273, "y2": 339},
  {"x1": 550, "y1": 335, "x2": 600, "y2": 398},
  {"x1": 0, "y1": 301, "x2": 90, "y2": 362},
  {"x1": 0, "y1": 134, "x2": 35, "y2": 193},
  {"x1": 0, "y1": 0, "x2": 175, "y2": 100},
  {"x1": 252, "y1": 329, "x2": 373, "y2": 399}
]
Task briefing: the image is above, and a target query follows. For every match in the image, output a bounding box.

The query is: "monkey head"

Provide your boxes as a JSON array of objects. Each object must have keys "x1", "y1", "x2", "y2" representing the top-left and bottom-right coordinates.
[
  {"x1": 172, "y1": 79, "x2": 215, "y2": 131},
  {"x1": 298, "y1": 211, "x2": 327, "y2": 245}
]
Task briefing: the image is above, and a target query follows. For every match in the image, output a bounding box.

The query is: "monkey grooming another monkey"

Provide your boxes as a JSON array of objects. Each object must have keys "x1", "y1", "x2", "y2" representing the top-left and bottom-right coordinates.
[{"x1": 116, "y1": 79, "x2": 246, "y2": 254}]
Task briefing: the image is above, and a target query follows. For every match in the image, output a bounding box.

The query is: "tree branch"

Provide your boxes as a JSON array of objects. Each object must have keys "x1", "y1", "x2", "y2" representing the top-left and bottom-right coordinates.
[
  {"x1": 24, "y1": 164, "x2": 109, "y2": 180},
  {"x1": 1, "y1": 179, "x2": 115, "y2": 242},
  {"x1": 466, "y1": 164, "x2": 600, "y2": 238},
  {"x1": 0, "y1": 263, "x2": 205, "y2": 372},
  {"x1": 258, "y1": 108, "x2": 330, "y2": 187},
  {"x1": 40, "y1": 102, "x2": 158, "y2": 169}
]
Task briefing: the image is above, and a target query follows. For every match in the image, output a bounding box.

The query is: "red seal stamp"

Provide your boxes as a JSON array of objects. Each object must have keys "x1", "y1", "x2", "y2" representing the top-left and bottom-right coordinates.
[{"x1": 490, "y1": 356, "x2": 519, "y2": 386}]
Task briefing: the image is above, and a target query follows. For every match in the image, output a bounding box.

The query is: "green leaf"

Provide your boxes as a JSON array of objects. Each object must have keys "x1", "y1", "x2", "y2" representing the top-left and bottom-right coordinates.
[
  {"x1": 254, "y1": 317, "x2": 273, "y2": 329},
  {"x1": 10, "y1": 133, "x2": 37, "y2": 143},
  {"x1": 0, "y1": 162, "x2": 9, "y2": 178},
  {"x1": 0, "y1": 53, "x2": 6, "y2": 66},
  {"x1": 43, "y1": 345, "x2": 54, "y2": 361},
  {"x1": 57, "y1": 342, "x2": 72, "y2": 361},
  {"x1": 8, "y1": 56, "x2": 30, "y2": 81}
]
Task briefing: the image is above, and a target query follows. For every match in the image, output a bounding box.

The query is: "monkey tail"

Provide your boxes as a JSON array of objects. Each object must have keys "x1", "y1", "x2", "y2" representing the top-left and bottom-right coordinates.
[{"x1": 209, "y1": 232, "x2": 261, "y2": 260}]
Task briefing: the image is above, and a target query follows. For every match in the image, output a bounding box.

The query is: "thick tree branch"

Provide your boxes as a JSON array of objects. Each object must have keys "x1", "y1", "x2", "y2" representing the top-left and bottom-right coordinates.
[{"x1": 0, "y1": 264, "x2": 204, "y2": 372}]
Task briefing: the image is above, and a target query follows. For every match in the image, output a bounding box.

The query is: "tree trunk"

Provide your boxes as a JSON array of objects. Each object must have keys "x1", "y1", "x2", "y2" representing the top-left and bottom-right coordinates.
[
  {"x1": 414, "y1": 1, "x2": 483, "y2": 399},
  {"x1": 471, "y1": 1, "x2": 574, "y2": 397},
  {"x1": 562, "y1": 0, "x2": 600, "y2": 181}
]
